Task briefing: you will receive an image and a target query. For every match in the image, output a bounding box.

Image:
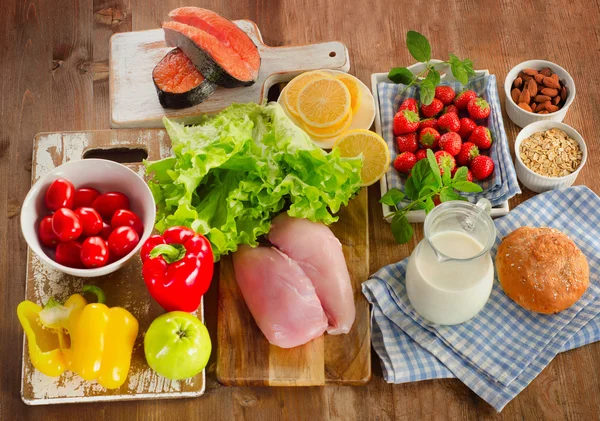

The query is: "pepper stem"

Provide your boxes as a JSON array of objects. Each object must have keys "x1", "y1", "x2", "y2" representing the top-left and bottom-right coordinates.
[
  {"x1": 82, "y1": 285, "x2": 106, "y2": 304},
  {"x1": 149, "y1": 244, "x2": 186, "y2": 264}
]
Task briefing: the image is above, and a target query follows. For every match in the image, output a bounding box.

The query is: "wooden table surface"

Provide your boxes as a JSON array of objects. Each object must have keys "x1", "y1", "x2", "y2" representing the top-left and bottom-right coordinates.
[{"x1": 2, "y1": 0, "x2": 599, "y2": 419}]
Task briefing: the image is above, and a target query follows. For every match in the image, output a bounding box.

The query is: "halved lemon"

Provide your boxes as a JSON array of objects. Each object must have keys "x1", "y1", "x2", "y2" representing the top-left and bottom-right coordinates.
[
  {"x1": 303, "y1": 110, "x2": 353, "y2": 139},
  {"x1": 334, "y1": 129, "x2": 390, "y2": 186},
  {"x1": 336, "y1": 74, "x2": 362, "y2": 114},
  {"x1": 297, "y1": 78, "x2": 351, "y2": 128},
  {"x1": 283, "y1": 71, "x2": 333, "y2": 117}
]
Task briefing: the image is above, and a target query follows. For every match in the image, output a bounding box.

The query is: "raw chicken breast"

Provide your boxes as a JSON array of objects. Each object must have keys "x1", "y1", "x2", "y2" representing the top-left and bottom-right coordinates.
[
  {"x1": 233, "y1": 245, "x2": 328, "y2": 348},
  {"x1": 268, "y1": 214, "x2": 356, "y2": 335}
]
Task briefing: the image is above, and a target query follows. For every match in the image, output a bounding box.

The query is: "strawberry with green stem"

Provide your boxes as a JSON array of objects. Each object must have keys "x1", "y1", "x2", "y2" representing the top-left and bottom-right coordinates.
[
  {"x1": 467, "y1": 97, "x2": 491, "y2": 120},
  {"x1": 393, "y1": 109, "x2": 420, "y2": 135}
]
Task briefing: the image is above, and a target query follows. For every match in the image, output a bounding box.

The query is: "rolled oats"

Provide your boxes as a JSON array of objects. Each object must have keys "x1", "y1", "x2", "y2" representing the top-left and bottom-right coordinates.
[{"x1": 519, "y1": 128, "x2": 582, "y2": 177}]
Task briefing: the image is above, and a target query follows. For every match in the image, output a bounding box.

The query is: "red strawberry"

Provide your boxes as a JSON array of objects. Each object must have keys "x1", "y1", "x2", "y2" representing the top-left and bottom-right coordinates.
[
  {"x1": 468, "y1": 126, "x2": 493, "y2": 150},
  {"x1": 418, "y1": 127, "x2": 441, "y2": 149},
  {"x1": 467, "y1": 97, "x2": 491, "y2": 120},
  {"x1": 456, "y1": 142, "x2": 480, "y2": 166},
  {"x1": 470, "y1": 155, "x2": 494, "y2": 180},
  {"x1": 393, "y1": 152, "x2": 417, "y2": 174},
  {"x1": 435, "y1": 86, "x2": 456, "y2": 105},
  {"x1": 396, "y1": 133, "x2": 418, "y2": 153},
  {"x1": 437, "y1": 112, "x2": 460, "y2": 132},
  {"x1": 466, "y1": 169, "x2": 474, "y2": 182},
  {"x1": 439, "y1": 132, "x2": 462, "y2": 156},
  {"x1": 433, "y1": 195, "x2": 441, "y2": 206},
  {"x1": 419, "y1": 118, "x2": 439, "y2": 131},
  {"x1": 434, "y1": 150, "x2": 456, "y2": 174},
  {"x1": 415, "y1": 149, "x2": 428, "y2": 161},
  {"x1": 420, "y1": 98, "x2": 444, "y2": 118},
  {"x1": 393, "y1": 109, "x2": 420, "y2": 135},
  {"x1": 457, "y1": 117, "x2": 477, "y2": 139},
  {"x1": 442, "y1": 104, "x2": 459, "y2": 115},
  {"x1": 454, "y1": 90, "x2": 477, "y2": 110},
  {"x1": 399, "y1": 98, "x2": 418, "y2": 113}
]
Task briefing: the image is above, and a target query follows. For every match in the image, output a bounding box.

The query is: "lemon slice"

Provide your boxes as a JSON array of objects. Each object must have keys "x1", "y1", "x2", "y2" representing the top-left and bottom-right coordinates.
[
  {"x1": 283, "y1": 71, "x2": 332, "y2": 117},
  {"x1": 297, "y1": 78, "x2": 351, "y2": 128},
  {"x1": 336, "y1": 74, "x2": 362, "y2": 114},
  {"x1": 334, "y1": 129, "x2": 390, "y2": 186},
  {"x1": 303, "y1": 110, "x2": 353, "y2": 139}
]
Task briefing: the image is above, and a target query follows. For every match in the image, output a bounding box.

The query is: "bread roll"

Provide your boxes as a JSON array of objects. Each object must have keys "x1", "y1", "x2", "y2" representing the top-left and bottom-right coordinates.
[{"x1": 496, "y1": 227, "x2": 589, "y2": 314}]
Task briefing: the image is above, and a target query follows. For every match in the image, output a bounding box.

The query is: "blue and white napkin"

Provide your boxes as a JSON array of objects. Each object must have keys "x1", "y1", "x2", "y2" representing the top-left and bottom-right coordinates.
[
  {"x1": 362, "y1": 186, "x2": 600, "y2": 411},
  {"x1": 377, "y1": 75, "x2": 521, "y2": 207}
]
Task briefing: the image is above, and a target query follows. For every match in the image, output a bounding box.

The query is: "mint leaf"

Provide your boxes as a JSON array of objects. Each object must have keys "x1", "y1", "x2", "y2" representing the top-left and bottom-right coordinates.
[
  {"x1": 419, "y1": 79, "x2": 435, "y2": 105},
  {"x1": 404, "y1": 176, "x2": 418, "y2": 200},
  {"x1": 453, "y1": 181, "x2": 483, "y2": 193},
  {"x1": 380, "y1": 188, "x2": 405, "y2": 207},
  {"x1": 425, "y1": 68, "x2": 441, "y2": 87},
  {"x1": 423, "y1": 196, "x2": 436, "y2": 212},
  {"x1": 426, "y1": 149, "x2": 442, "y2": 187},
  {"x1": 406, "y1": 31, "x2": 431, "y2": 63},
  {"x1": 442, "y1": 167, "x2": 452, "y2": 186},
  {"x1": 391, "y1": 214, "x2": 413, "y2": 244},
  {"x1": 418, "y1": 185, "x2": 437, "y2": 197},
  {"x1": 389, "y1": 67, "x2": 415, "y2": 85},
  {"x1": 452, "y1": 166, "x2": 468, "y2": 183},
  {"x1": 410, "y1": 159, "x2": 431, "y2": 190},
  {"x1": 440, "y1": 188, "x2": 462, "y2": 202},
  {"x1": 448, "y1": 54, "x2": 475, "y2": 85}
]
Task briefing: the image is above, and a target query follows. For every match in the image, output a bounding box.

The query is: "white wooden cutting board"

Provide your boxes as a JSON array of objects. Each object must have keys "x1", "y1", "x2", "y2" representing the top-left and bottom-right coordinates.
[{"x1": 109, "y1": 20, "x2": 350, "y2": 128}]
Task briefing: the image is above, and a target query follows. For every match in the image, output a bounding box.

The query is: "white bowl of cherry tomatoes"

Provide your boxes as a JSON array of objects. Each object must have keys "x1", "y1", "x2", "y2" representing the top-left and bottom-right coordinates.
[{"x1": 21, "y1": 159, "x2": 156, "y2": 277}]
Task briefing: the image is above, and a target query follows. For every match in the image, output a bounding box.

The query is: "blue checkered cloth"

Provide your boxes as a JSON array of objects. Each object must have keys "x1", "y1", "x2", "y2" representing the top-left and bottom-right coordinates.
[
  {"x1": 362, "y1": 186, "x2": 600, "y2": 412},
  {"x1": 378, "y1": 75, "x2": 521, "y2": 207}
]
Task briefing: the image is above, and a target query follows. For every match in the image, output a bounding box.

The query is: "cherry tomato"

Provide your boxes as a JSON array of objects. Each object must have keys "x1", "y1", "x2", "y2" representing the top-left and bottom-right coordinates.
[
  {"x1": 111, "y1": 209, "x2": 144, "y2": 236},
  {"x1": 45, "y1": 179, "x2": 75, "y2": 211},
  {"x1": 163, "y1": 226, "x2": 195, "y2": 245},
  {"x1": 55, "y1": 241, "x2": 83, "y2": 268},
  {"x1": 99, "y1": 222, "x2": 112, "y2": 240},
  {"x1": 51, "y1": 208, "x2": 82, "y2": 242},
  {"x1": 73, "y1": 187, "x2": 101, "y2": 208},
  {"x1": 80, "y1": 236, "x2": 109, "y2": 268},
  {"x1": 92, "y1": 192, "x2": 130, "y2": 219},
  {"x1": 108, "y1": 226, "x2": 139, "y2": 259},
  {"x1": 39, "y1": 216, "x2": 59, "y2": 248},
  {"x1": 74, "y1": 207, "x2": 103, "y2": 236},
  {"x1": 140, "y1": 234, "x2": 166, "y2": 263},
  {"x1": 184, "y1": 234, "x2": 213, "y2": 262}
]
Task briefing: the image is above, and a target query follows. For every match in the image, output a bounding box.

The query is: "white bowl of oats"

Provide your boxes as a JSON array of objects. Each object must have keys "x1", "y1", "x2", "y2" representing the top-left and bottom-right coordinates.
[{"x1": 514, "y1": 121, "x2": 586, "y2": 193}]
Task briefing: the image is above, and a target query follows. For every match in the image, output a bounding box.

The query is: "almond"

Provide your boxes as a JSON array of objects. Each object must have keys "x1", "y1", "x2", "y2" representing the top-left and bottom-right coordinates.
[
  {"x1": 545, "y1": 103, "x2": 559, "y2": 113},
  {"x1": 537, "y1": 110, "x2": 549, "y2": 114},
  {"x1": 537, "y1": 84, "x2": 544, "y2": 94},
  {"x1": 534, "y1": 73, "x2": 545, "y2": 84},
  {"x1": 551, "y1": 73, "x2": 559, "y2": 82},
  {"x1": 523, "y1": 68, "x2": 538, "y2": 76},
  {"x1": 518, "y1": 89, "x2": 531, "y2": 104},
  {"x1": 518, "y1": 102, "x2": 533, "y2": 112},
  {"x1": 552, "y1": 95, "x2": 561, "y2": 105},
  {"x1": 540, "y1": 67, "x2": 552, "y2": 77},
  {"x1": 527, "y1": 79, "x2": 538, "y2": 97},
  {"x1": 535, "y1": 95, "x2": 552, "y2": 103},
  {"x1": 522, "y1": 74, "x2": 533, "y2": 82},
  {"x1": 511, "y1": 88, "x2": 521, "y2": 103},
  {"x1": 541, "y1": 88, "x2": 558, "y2": 97},
  {"x1": 543, "y1": 76, "x2": 560, "y2": 89},
  {"x1": 530, "y1": 102, "x2": 537, "y2": 112},
  {"x1": 513, "y1": 77, "x2": 523, "y2": 89},
  {"x1": 560, "y1": 86, "x2": 567, "y2": 101},
  {"x1": 537, "y1": 101, "x2": 547, "y2": 112}
]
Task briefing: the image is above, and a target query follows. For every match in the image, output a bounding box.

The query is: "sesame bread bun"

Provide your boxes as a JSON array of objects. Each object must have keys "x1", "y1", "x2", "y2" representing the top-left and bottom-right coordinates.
[{"x1": 496, "y1": 227, "x2": 589, "y2": 314}]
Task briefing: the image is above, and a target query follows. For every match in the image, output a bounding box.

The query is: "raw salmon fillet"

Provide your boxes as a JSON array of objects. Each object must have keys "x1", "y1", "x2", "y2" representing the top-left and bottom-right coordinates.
[
  {"x1": 232, "y1": 245, "x2": 328, "y2": 349},
  {"x1": 268, "y1": 214, "x2": 356, "y2": 335}
]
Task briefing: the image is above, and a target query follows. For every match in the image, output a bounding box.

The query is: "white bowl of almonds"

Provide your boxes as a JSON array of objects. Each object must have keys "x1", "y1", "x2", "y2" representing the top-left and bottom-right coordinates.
[{"x1": 515, "y1": 121, "x2": 586, "y2": 193}]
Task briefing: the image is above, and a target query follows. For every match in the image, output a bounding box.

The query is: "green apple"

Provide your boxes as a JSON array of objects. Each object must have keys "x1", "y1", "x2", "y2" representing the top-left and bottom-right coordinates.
[{"x1": 144, "y1": 311, "x2": 211, "y2": 380}]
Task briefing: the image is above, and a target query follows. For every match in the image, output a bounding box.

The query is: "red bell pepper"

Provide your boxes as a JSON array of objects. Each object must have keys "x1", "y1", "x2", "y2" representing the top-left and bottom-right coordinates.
[{"x1": 141, "y1": 226, "x2": 214, "y2": 312}]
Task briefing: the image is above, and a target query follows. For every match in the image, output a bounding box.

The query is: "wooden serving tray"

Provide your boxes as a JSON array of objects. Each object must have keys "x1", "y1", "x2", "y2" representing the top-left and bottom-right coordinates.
[
  {"x1": 109, "y1": 20, "x2": 350, "y2": 128},
  {"x1": 216, "y1": 191, "x2": 371, "y2": 386},
  {"x1": 23, "y1": 129, "x2": 205, "y2": 405}
]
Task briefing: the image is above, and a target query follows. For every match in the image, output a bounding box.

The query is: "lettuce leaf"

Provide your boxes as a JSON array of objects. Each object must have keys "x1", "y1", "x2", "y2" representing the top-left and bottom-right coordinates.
[{"x1": 145, "y1": 102, "x2": 362, "y2": 260}]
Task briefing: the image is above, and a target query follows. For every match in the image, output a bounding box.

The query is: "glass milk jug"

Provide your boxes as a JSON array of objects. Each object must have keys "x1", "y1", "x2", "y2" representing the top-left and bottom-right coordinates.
[{"x1": 405, "y1": 199, "x2": 496, "y2": 325}]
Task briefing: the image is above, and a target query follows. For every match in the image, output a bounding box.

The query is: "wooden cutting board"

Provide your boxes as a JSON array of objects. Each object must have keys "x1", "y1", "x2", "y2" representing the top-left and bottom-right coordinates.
[
  {"x1": 216, "y1": 190, "x2": 371, "y2": 386},
  {"x1": 23, "y1": 129, "x2": 205, "y2": 404},
  {"x1": 109, "y1": 20, "x2": 350, "y2": 128}
]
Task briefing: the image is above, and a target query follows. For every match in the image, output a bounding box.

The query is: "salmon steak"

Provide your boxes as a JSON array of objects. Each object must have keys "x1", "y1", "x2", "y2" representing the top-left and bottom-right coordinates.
[
  {"x1": 152, "y1": 48, "x2": 217, "y2": 109},
  {"x1": 163, "y1": 7, "x2": 261, "y2": 88}
]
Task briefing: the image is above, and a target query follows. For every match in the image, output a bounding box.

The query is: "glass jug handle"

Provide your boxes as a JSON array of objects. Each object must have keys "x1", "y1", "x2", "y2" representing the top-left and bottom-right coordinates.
[{"x1": 475, "y1": 198, "x2": 492, "y2": 215}]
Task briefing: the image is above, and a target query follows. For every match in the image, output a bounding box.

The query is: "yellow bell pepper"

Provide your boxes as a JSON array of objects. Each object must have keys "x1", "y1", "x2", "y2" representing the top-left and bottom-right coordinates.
[{"x1": 17, "y1": 285, "x2": 139, "y2": 389}]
